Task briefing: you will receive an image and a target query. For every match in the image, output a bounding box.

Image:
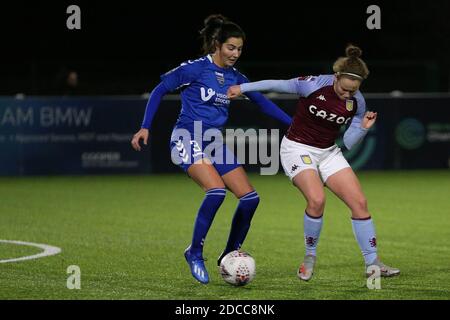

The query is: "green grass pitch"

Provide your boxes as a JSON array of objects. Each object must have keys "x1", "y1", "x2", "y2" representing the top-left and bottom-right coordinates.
[{"x1": 0, "y1": 170, "x2": 449, "y2": 300}]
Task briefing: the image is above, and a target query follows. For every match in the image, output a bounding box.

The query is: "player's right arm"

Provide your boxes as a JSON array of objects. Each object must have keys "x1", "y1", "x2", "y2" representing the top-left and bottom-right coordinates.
[
  {"x1": 131, "y1": 60, "x2": 203, "y2": 151},
  {"x1": 132, "y1": 82, "x2": 169, "y2": 151}
]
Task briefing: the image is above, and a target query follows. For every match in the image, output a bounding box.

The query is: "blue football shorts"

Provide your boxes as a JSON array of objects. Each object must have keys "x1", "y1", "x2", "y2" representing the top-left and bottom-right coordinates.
[{"x1": 169, "y1": 125, "x2": 241, "y2": 176}]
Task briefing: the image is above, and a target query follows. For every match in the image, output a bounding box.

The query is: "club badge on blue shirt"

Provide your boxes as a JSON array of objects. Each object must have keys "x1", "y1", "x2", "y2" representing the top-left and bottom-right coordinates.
[{"x1": 215, "y1": 71, "x2": 225, "y2": 86}]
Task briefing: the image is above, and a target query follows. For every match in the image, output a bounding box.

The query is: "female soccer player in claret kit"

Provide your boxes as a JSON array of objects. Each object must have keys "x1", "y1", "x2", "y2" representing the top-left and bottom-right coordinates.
[
  {"x1": 227, "y1": 44, "x2": 400, "y2": 281},
  {"x1": 131, "y1": 14, "x2": 291, "y2": 284}
]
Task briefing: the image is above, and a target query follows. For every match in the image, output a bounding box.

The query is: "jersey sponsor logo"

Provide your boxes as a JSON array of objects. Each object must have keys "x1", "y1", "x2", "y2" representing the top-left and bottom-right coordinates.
[
  {"x1": 317, "y1": 95, "x2": 326, "y2": 101},
  {"x1": 215, "y1": 72, "x2": 225, "y2": 86},
  {"x1": 200, "y1": 87, "x2": 216, "y2": 102},
  {"x1": 200, "y1": 87, "x2": 230, "y2": 106},
  {"x1": 301, "y1": 155, "x2": 312, "y2": 165},
  {"x1": 308, "y1": 105, "x2": 352, "y2": 125},
  {"x1": 213, "y1": 93, "x2": 230, "y2": 106},
  {"x1": 346, "y1": 100, "x2": 354, "y2": 111}
]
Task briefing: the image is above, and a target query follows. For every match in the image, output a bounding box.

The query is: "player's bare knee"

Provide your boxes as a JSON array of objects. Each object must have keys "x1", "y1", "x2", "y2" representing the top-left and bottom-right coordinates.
[
  {"x1": 307, "y1": 196, "x2": 326, "y2": 216},
  {"x1": 355, "y1": 197, "x2": 368, "y2": 212},
  {"x1": 351, "y1": 197, "x2": 370, "y2": 219}
]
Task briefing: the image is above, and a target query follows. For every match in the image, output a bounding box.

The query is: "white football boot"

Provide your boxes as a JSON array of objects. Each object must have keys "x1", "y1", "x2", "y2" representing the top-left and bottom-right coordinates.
[
  {"x1": 297, "y1": 255, "x2": 316, "y2": 281},
  {"x1": 366, "y1": 258, "x2": 400, "y2": 277}
]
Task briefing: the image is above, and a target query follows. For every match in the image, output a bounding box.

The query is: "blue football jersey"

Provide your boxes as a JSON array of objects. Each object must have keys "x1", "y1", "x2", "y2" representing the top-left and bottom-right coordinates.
[{"x1": 160, "y1": 55, "x2": 248, "y2": 129}]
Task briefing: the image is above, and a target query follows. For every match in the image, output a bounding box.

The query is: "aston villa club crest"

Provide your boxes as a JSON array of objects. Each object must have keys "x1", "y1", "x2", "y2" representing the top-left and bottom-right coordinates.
[
  {"x1": 346, "y1": 100, "x2": 354, "y2": 111},
  {"x1": 215, "y1": 71, "x2": 225, "y2": 86},
  {"x1": 305, "y1": 236, "x2": 317, "y2": 247},
  {"x1": 301, "y1": 155, "x2": 312, "y2": 165}
]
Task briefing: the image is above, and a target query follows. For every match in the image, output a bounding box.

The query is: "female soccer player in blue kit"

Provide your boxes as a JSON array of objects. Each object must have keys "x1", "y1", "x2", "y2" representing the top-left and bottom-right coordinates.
[
  {"x1": 131, "y1": 14, "x2": 291, "y2": 284},
  {"x1": 228, "y1": 45, "x2": 400, "y2": 281}
]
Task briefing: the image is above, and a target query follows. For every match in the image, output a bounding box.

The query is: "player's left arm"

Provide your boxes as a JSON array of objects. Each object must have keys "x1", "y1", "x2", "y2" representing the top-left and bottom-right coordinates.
[
  {"x1": 234, "y1": 73, "x2": 292, "y2": 126},
  {"x1": 343, "y1": 93, "x2": 377, "y2": 150}
]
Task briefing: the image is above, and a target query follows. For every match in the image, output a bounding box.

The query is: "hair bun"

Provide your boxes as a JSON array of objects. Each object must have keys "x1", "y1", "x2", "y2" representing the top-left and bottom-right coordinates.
[
  {"x1": 204, "y1": 14, "x2": 228, "y2": 28},
  {"x1": 346, "y1": 44, "x2": 362, "y2": 58}
]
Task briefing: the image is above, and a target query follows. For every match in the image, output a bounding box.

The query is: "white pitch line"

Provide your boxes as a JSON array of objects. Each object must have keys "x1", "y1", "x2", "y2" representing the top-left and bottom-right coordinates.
[{"x1": 0, "y1": 240, "x2": 61, "y2": 263}]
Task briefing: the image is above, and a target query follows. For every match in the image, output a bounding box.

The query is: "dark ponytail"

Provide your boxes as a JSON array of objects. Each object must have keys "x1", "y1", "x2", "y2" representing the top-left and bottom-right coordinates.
[{"x1": 199, "y1": 14, "x2": 246, "y2": 55}]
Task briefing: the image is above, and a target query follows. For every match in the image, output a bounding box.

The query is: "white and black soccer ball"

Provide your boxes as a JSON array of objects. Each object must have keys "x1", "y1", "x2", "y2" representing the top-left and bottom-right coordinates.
[{"x1": 219, "y1": 250, "x2": 256, "y2": 286}]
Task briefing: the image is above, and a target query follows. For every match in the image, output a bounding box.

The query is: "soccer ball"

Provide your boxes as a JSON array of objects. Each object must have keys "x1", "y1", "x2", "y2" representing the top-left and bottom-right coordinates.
[{"x1": 219, "y1": 250, "x2": 256, "y2": 286}]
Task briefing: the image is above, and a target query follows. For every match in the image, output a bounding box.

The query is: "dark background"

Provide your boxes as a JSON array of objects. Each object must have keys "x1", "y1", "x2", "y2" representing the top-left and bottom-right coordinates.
[{"x1": 1, "y1": 0, "x2": 450, "y2": 95}]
